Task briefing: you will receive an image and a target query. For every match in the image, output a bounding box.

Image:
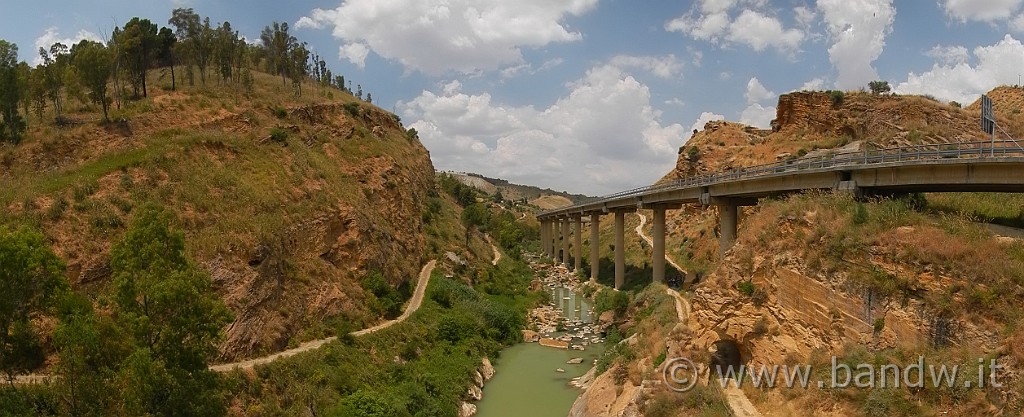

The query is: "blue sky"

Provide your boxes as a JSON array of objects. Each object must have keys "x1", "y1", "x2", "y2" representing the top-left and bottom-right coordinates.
[{"x1": 5, "y1": 1, "x2": 1024, "y2": 195}]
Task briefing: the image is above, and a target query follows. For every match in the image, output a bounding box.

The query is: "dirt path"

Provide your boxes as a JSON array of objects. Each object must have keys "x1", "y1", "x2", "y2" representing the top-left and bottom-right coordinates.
[
  {"x1": 634, "y1": 213, "x2": 686, "y2": 274},
  {"x1": 486, "y1": 235, "x2": 502, "y2": 266},
  {"x1": 636, "y1": 213, "x2": 762, "y2": 417},
  {"x1": 18, "y1": 261, "x2": 436, "y2": 382},
  {"x1": 213, "y1": 260, "x2": 436, "y2": 371}
]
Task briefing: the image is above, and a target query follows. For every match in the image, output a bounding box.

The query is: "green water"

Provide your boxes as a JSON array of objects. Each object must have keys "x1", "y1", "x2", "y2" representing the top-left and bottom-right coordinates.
[{"x1": 475, "y1": 287, "x2": 603, "y2": 417}]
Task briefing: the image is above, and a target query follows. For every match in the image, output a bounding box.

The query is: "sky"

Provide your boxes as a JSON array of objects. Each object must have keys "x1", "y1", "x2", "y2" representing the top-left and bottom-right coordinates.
[{"x1": 5, "y1": 1, "x2": 1024, "y2": 196}]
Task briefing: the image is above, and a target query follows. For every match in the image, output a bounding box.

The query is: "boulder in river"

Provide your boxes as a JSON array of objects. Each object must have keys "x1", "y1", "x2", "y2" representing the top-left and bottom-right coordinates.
[{"x1": 567, "y1": 357, "x2": 584, "y2": 364}]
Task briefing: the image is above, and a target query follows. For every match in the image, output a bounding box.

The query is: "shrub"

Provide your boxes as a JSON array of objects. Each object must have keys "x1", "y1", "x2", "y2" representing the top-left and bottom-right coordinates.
[
  {"x1": 343, "y1": 102, "x2": 360, "y2": 117},
  {"x1": 829, "y1": 90, "x2": 845, "y2": 106},
  {"x1": 271, "y1": 106, "x2": 287, "y2": 119},
  {"x1": 269, "y1": 127, "x2": 288, "y2": 144},
  {"x1": 736, "y1": 280, "x2": 756, "y2": 297},
  {"x1": 686, "y1": 146, "x2": 700, "y2": 162},
  {"x1": 594, "y1": 289, "x2": 630, "y2": 318}
]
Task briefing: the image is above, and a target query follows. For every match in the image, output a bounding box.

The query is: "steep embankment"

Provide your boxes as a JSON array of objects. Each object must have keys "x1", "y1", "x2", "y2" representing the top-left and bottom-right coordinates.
[
  {"x1": 655, "y1": 89, "x2": 1024, "y2": 415},
  {"x1": 0, "y1": 70, "x2": 441, "y2": 361}
]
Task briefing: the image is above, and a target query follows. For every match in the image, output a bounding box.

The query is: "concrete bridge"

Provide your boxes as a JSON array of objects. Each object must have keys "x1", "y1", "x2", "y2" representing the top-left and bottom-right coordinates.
[{"x1": 537, "y1": 140, "x2": 1024, "y2": 289}]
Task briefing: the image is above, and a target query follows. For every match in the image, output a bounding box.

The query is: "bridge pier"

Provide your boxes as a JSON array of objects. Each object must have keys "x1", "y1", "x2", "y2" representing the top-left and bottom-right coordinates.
[
  {"x1": 590, "y1": 213, "x2": 600, "y2": 282},
  {"x1": 561, "y1": 218, "x2": 570, "y2": 267},
  {"x1": 614, "y1": 211, "x2": 625, "y2": 290},
  {"x1": 574, "y1": 215, "x2": 583, "y2": 272},
  {"x1": 548, "y1": 220, "x2": 557, "y2": 261},
  {"x1": 718, "y1": 203, "x2": 738, "y2": 256},
  {"x1": 540, "y1": 220, "x2": 549, "y2": 258}
]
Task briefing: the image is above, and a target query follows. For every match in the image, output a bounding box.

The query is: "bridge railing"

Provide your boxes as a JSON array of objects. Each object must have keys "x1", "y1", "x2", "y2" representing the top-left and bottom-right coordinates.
[{"x1": 542, "y1": 140, "x2": 1024, "y2": 216}]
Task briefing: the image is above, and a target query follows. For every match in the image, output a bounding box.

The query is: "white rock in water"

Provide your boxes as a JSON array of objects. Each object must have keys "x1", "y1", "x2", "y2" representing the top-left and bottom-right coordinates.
[
  {"x1": 567, "y1": 357, "x2": 584, "y2": 364},
  {"x1": 556, "y1": 368, "x2": 566, "y2": 373},
  {"x1": 459, "y1": 402, "x2": 477, "y2": 417}
]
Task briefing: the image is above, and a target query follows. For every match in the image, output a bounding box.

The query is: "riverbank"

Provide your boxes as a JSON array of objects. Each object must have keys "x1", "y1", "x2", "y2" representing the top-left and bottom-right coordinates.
[{"x1": 473, "y1": 255, "x2": 607, "y2": 417}]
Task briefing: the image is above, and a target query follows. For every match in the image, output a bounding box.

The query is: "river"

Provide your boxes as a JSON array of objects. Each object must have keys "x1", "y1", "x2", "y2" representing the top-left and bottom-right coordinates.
[{"x1": 475, "y1": 287, "x2": 604, "y2": 417}]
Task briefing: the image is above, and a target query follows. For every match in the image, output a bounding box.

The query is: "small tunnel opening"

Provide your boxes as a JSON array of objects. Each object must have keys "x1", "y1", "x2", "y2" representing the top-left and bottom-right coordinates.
[{"x1": 710, "y1": 340, "x2": 744, "y2": 379}]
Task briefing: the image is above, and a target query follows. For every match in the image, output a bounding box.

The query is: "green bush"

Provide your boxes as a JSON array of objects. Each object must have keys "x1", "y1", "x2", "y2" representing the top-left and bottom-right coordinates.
[
  {"x1": 736, "y1": 280, "x2": 756, "y2": 297},
  {"x1": 829, "y1": 90, "x2": 845, "y2": 106},
  {"x1": 269, "y1": 127, "x2": 288, "y2": 143},
  {"x1": 594, "y1": 290, "x2": 630, "y2": 319},
  {"x1": 330, "y1": 391, "x2": 396, "y2": 417},
  {"x1": 343, "y1": 102, "x2": 361, "y2": 117}
]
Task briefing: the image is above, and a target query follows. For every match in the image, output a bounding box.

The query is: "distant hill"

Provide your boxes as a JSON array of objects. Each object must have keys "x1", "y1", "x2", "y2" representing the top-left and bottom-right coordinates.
[{"x1": 444, "y1": 172, "x2": 590, "y2": 208}]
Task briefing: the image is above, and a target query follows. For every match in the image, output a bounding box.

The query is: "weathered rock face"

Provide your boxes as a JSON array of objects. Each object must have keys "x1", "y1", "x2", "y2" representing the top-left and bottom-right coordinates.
[
  {"x1": 772, "y1": 92, "x2": 845, "y2": 136},
  {"x1": 685, "y1": 245, "x2": 1002, "y2": 368}
]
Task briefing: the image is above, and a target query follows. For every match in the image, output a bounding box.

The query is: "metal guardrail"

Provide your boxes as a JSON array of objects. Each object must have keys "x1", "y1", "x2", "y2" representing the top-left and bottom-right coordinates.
[{"x1": 540, "y1": 140, "x2": 1024, "y2": 216}]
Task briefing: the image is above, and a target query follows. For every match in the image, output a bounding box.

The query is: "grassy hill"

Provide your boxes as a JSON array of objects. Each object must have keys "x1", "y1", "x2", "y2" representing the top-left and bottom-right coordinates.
[
  {"x1": 0, "y1": 67, "x2": 474, "y2": 361},
  {"x1": 445, "y1": 171, "x2": 591, "y2": 207}
]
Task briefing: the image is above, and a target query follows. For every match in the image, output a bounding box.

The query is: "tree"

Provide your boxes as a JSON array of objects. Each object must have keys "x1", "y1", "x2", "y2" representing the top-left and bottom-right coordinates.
[
  {"x1": 288, "y1": 42, "x2": 309, "y2": 97},
  {"x1": 260, "y1": 22, "x2": 297, "y2": 86},
  {"x1": 169, "y1": 8, "x2": 212, "y2": 86},
  {"x1": 116, "y1": 18, "x2": 159, "y2": 98},
  {"x1": 0, "y1": 40, "x2": 25, "y2": 144},
  {"x1": 868, "y1": 80, "x2": 891, "y2": 94},
  {"x1": 109, "y1": 205, "x2": 232, "y2": 415},
  {"x1": 37, "y1": 43, "x2": 70, "y2": 120},
  {"x1": 71, "y1": 40, "x2": 112, "y2": 121},
  {"x1": 157, "y1": 27, "x2": 177, "y2": 91},
  {"x1": 0, "y1": 227, "x2": 66, "y2": 381}
]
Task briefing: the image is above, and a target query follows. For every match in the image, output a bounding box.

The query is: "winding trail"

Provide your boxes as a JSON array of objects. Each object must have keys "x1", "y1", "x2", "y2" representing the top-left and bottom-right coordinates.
[
  {"x1": 634, "y1": 213, "x2": 686, "y2": 275},
  {"x1": 486, "y1": 235, "x2": 502, "y2": 266},
  {"x1": 17, "y1": 261, "x2": 437, "y2": 382},
  {"x1": 635, "y1": 213, "x2": 762, "y2": 417}
]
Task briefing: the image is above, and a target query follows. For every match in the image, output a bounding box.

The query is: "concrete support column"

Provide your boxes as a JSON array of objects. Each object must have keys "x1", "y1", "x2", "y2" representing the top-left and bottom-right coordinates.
[
  {"x1": 652, "y1": 207, "x2": 667, "y2": 284},
  {"x1": 573, "y1": 216, "x2": 583, "y2": 272},
  {"x1": 549, "y1": 220, "x2": 558, "y2": 260},
  {"x1": 561, "y1": 219, "x2": 571, "y2": 266},
  {"x1": 540, "y1": 220, "x2": 549, "y2": 258},
  {"x1": 718, "y1": 203, "x2": 738, "y2": 256},
  {"x1": 590, "y1": 213, "x2": 600, "y2": 283},
  {"x1": 614, "y1": 211, "x2": 625, "y2": 290}
]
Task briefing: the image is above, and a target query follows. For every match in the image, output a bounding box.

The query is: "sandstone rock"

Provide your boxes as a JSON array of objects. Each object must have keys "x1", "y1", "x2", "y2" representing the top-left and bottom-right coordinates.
[
  {"x1": 567, "y1": 357, "x2": 584, "y2": 364},
  {"x1": 480, "y1": 357, "x2": 495, "y2": 381},
  {"x1": 539, "y1": 338, "x2": 569, "y2": 349},
  {"x1": 466, "y1": 384, "x2": 483, "y2": 401},
  {"x1": 522, "y1": 329, "x2": 540, "y2": 342},
  {"x1": 555, "y1": 368, "x2": 565, "y2": 373},
  {"x1": 459, "y1": 402, "x2": 477, "y2": 417},
  {"x1": 473, "y1": 370, "x2": 484, "y2": 388}
]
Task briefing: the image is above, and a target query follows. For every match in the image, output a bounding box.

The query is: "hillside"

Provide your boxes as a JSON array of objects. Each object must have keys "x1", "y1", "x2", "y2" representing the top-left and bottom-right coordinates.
[
  {"x1": 446, "y1": 171, "x2": 591, "y2": 206},
  {"x1": 574, "y1": 88, "x2": 1024, "y2": 416},
  {"x1": 0, "y1": 68, "x2": 457, "y2": 361}
]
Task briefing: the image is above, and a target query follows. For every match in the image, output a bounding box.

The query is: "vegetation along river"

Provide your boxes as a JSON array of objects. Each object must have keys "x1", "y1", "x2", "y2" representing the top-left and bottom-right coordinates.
[{"x1": 475, "y1": 287, "x2": 604, "y2": 417}]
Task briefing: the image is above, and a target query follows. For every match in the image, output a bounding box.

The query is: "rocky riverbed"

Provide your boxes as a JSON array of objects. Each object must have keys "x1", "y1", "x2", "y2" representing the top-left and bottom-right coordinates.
[{"x1": 522, "y1": 256, "x2": 607, "y2": 354}]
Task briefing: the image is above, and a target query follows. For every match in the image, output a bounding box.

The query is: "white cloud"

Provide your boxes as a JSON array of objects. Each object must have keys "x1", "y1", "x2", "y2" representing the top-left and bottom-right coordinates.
[
  {"x1": 719, "y1": 71, "x2": 732, "y2": 80},
  {"x1": 33, "y1": 27, "x2": 102, "y2": 66},
  {"x1": 926, "y1": 45, "x2": 969, "y2": 66},
  {"x1": 740, "y1": 77, "x2": 776, "y2": 128},
  {"x1": 401, "y1": 64, "x2": 685, "y2": 195},
  {"x1": 665, "y1": 1, "x2": 804, "y2": 54},
  {"x1": 799, "y1": 77, "x2": 826, "y2": 91},
  {"x1": 665, "y1": 98, "x2": 685, "y2": 106},
  {"x1": 339, "y1": 42, "x2": 370, "y2": 68},
  {"x1": 744, "y1": 77, "x2": 775, "y2": 104},
  {"x1": 794, "y1": 6, "x2": 817, "y2": 28},
  {"x1": 818, "y1": 0, "x2": 895, "y2": 90},
  {"x1": 726, "y1": 10, "x2": 804, "y2": 53},
  {"x1": 297, "y1": 0, "x2": 597, "y2": 75},
  {"x1": 1012, "y1": 13, "x2": 1024, "y2": 31},
  {"x1": 942, "y1": 0, "x2": 1023, "y2": 22},
  {"x1": 740, "y1": 103, "x2": 776, "y2": 128},
  {"x1": 689, "y1": 111, "x2": 725, "y2": 133},
  {"x1": 895, "y1": 35, "x2": 1024, "y2": 104},
  {"x1": 609, "y1": 55, "x2": 683, "y2": 79}
]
